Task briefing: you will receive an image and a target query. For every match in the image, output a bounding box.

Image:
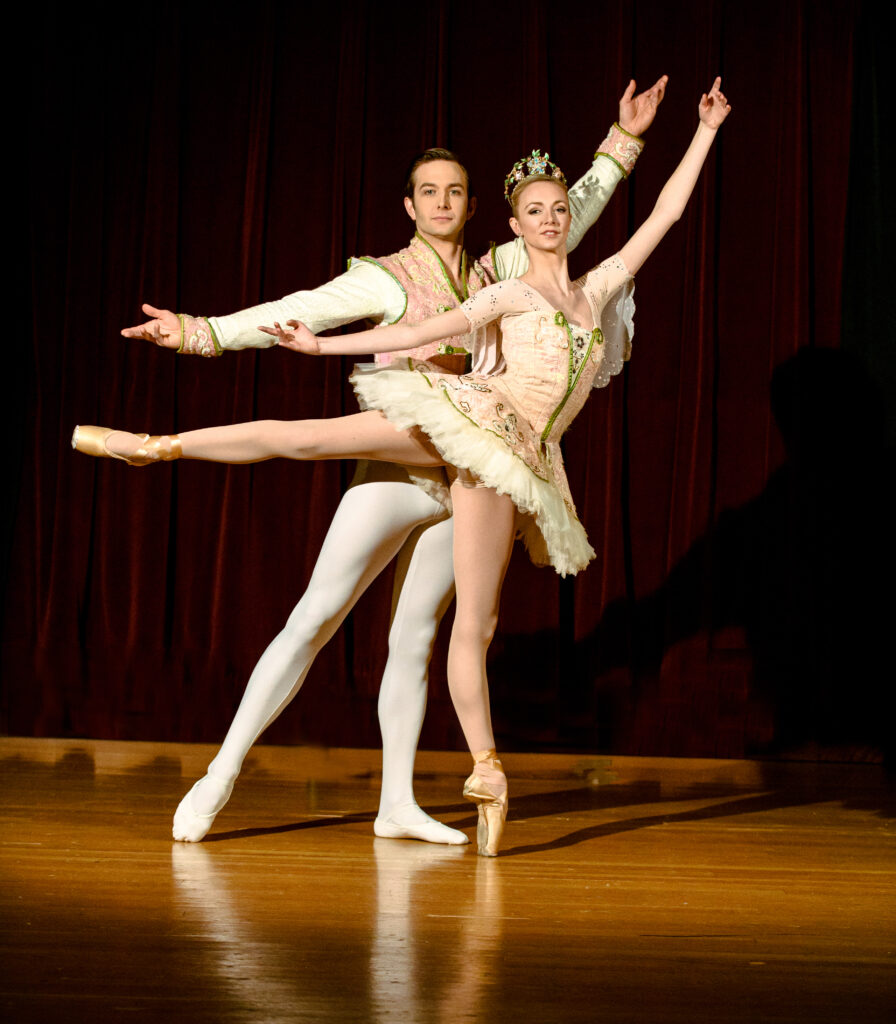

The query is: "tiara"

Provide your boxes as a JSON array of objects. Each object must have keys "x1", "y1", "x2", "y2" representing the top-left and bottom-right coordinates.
[{"x1": 503, "y1": 149, "x2": 567, "y2": 204}]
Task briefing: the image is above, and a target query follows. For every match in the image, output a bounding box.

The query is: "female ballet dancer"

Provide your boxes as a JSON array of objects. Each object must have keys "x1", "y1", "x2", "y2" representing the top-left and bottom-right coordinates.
[{"x1": 73, "y1": 79, "x2": 731, "y2": 855}]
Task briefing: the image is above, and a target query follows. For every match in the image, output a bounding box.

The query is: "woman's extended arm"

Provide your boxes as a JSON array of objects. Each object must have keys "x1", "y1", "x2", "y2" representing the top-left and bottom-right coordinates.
[
  {"x1": 619, "y1": 78, "x2": 731, "y2": 275},
  {"x1": 262, "y1": 306, "x2": 471, "y2": 356}
]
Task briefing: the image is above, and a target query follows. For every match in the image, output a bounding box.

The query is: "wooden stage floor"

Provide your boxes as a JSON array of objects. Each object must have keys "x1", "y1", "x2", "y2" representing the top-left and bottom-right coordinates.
[{"x1": 1, "y1": 738, "x2": 893, "y2": 1023}]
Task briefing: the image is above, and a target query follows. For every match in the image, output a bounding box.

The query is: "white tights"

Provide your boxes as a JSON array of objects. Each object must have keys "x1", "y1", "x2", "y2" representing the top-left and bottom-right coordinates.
[{"x1": 179, "y1": 462, "x2": 458, "y2": 839}]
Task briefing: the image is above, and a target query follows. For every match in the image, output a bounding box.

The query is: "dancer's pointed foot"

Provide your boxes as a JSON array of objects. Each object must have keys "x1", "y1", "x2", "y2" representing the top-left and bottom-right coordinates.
[
  {"x1": 172, "y1": 773, "x2": 234, "y2": 842},
  {"x1": 374, "y1": 802, "x2": 469, "y2": 845},
  {"x1": 462, "y1": 749, "x2": 507, "y2": 857},
  {"x1": 72, "y1": 425, "x2": 181, "y2": 466}
]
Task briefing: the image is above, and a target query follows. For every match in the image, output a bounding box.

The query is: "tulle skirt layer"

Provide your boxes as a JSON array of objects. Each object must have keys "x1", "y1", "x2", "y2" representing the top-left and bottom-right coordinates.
[{"x1": 350, "y1": 362, "x2": 595, "y2": 577}]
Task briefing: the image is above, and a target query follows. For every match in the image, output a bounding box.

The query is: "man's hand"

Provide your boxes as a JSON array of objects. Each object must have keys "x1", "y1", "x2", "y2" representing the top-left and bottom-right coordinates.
[
  {"x1": 121, "y1": 303, "x2": 181, "y2": 349},
  {"x1": 618, "y1": 76, "x2": 669, "y2": 137},
  {"x1": 259, "y1": 319, "x2": 321, "y2": 354}
]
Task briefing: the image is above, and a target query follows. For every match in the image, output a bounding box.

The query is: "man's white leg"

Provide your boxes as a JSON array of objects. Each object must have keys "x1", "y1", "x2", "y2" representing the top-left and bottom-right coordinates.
[
  {"x1": 173, "y1": 469, "x2": 445, "y2": 841},
  {"x1": 374, "y1": 515, "x2": 468, "y2": 844}
]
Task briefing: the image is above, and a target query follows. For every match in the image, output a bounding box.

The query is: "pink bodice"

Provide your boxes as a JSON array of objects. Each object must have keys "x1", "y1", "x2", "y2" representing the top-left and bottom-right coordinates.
[{"x1": 484, "y1": 311, "x2": 604, "y2": 445}]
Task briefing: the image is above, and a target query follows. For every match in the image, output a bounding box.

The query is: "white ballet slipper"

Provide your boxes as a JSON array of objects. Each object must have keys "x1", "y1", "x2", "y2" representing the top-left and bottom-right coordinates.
[
  {"x1": 172, "y1": 773, "x2": 234, "y2": 843},
  {"x1": 374, "y1": 802, "x2": 469, "y2": 845}
]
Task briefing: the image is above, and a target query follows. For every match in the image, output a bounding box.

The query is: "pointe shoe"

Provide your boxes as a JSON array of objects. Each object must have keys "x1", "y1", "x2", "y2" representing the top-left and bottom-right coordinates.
[
  {"x1": 462, "y1": 749, "x2": 508, "y2": 857},
  {"x1": 72, "y1": 425, "x2": 182, "y2": 466}
]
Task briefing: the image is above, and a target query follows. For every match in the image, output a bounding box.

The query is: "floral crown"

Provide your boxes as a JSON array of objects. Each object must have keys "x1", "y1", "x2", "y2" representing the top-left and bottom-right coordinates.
[{"x1": 503, "y1": 149, "x2": 567, "y2": 205}]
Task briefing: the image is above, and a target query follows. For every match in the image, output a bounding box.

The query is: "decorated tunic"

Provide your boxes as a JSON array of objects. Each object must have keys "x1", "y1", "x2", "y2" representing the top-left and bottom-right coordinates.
[
  {"x1": 354, "y1": 237, "x2": 491, "y2": 368},
  {"x1": 350, "y1": 256, "x2": 635, "y2": 577}
]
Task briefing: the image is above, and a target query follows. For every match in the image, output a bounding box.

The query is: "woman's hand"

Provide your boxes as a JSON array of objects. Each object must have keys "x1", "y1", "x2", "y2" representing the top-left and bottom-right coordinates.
[
  {"x1": 699, "y1": 77, "x2": 731, "y2": 129},
  {"x1": 618, "y1": 76, "x2": 731, "y2": 275},
  {"x1": 259, "y1": 319, "x2": 321, "y2": 354}
]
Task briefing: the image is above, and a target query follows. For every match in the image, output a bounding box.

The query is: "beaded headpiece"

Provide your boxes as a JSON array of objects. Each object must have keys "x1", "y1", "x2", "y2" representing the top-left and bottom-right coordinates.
[{"x1": 504, "y1": 149, "x2": 567, "y2": 205}]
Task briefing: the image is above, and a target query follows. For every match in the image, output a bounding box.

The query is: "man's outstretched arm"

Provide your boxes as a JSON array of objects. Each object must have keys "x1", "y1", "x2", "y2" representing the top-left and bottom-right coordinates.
[{"x1": 120, "y1": 259, "x2": 407, "y2": 355}]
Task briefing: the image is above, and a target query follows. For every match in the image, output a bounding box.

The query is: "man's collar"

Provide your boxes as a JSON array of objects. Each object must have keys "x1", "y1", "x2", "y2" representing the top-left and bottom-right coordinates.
[{"x1": 410, "y1": 232, "x2": 469, "y2": 302}]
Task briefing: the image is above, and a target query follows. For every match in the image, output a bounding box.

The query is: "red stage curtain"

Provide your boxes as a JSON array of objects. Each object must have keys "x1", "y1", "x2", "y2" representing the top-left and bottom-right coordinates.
[{"x1": 8, "y1": 0, "x2": 878, "y2": 759}]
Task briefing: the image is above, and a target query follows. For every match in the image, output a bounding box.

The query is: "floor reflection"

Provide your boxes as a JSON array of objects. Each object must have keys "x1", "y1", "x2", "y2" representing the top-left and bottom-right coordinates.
[
  {"x1": 170, "y1": 837, "x2": 502, "y2": 1022},
  {"x1": 370, "y1": 840, "x2": 501, "y2": 1023}
]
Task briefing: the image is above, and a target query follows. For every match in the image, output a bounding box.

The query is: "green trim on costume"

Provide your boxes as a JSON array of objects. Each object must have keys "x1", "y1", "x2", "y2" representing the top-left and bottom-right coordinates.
[
  {"x1": 176, "y1": 314, "x2": 223, "y2": 356},
  {"x1": 354, "y1": 256, "x2": 408, "y2": 324},
  {"x1": 414, "y1": 231, "x2": 470, "y2": 302},
  {"x1": 430, "y1": 378, "x2": 554, "y2": 488},
  {"x1": 411, "y1": 356, "x2": 436, "y2": 387},
  {"x1": 540, "y1": 313, "x2": 602, "y2": 444},
  {"x1": 593, "y1": 151, "x2": 630, "y2": 178},
  {"x1": 489, "y1": 242, "x2": 503, "y2": 281},
  {"x1": 614, "y1": 121, "x2": 644, "y2": 143},
  {"x1": 204, "y1": 317, "x2": 223, "y2": 356}
]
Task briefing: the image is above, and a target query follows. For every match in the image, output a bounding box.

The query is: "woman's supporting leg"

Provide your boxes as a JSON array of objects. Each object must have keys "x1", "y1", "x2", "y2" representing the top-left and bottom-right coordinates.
[
  {"x1": 174, "y1": 470, "x2": 457, "y2": 842},
  {"x1": 446, "y1": 481, "x2": 516, "y2": 752},
  {"x1": 98, "y1": 413, "x2": 443, "y2": 467},
  {"x1": 375, "y1": 514, "x2": 460, "y2": 842},
  {"x1": 445, "y1": 480, "x2": 516, "y2": 855}
]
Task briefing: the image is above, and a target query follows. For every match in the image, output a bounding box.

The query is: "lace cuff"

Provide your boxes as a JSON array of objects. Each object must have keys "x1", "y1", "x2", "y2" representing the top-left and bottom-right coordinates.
[
  {"x1": 595, "y1": 123, "x2": 644, "y2": 178},
  {"x1": 177, "y1": 315, "x2": 222, "y2": 357}
]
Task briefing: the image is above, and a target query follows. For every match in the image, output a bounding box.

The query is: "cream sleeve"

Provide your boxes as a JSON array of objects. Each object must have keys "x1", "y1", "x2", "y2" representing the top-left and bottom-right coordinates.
[
  {"x1": 208, "y1": 259, "x2": 407, "y2": 351},
  {"x1": 580, "y1": 254, "x2": 636, "y2": 390}
]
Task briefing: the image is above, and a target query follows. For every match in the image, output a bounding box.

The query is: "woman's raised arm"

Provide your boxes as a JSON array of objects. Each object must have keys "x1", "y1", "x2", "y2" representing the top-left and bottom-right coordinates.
[
  {"x1": 261, "y1": 306, "x2": 471, "y2": 357},
  {"x1": 619, "y1": 78, "x2": 731, "y2": 275}
]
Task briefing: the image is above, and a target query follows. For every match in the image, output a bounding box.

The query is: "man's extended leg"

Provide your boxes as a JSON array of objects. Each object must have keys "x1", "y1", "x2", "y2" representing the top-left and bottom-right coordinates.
[
  {"x1": 173, "y1": 468, "x2": 451, "y2": 841},
  {"x1": 374, "y1": 514, "x2": 461, "y2": 842}
]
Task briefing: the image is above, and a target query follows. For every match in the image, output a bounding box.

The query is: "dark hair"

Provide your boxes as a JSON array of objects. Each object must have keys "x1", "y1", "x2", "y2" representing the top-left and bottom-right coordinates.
[{"x1": 404, "y1": 148, "x2": 475, "y2": 200}]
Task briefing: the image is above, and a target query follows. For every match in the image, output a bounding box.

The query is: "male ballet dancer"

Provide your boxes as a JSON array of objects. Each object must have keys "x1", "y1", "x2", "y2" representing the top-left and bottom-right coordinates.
[{"x1": 123, "y1": 78, "x2": 667, "y2": 843}]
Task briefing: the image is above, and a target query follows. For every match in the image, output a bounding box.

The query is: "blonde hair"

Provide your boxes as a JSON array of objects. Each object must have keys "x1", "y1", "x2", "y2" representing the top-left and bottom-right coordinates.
[{"x1": 510, "y1": 175, "x2": 569, "y2": 216}]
